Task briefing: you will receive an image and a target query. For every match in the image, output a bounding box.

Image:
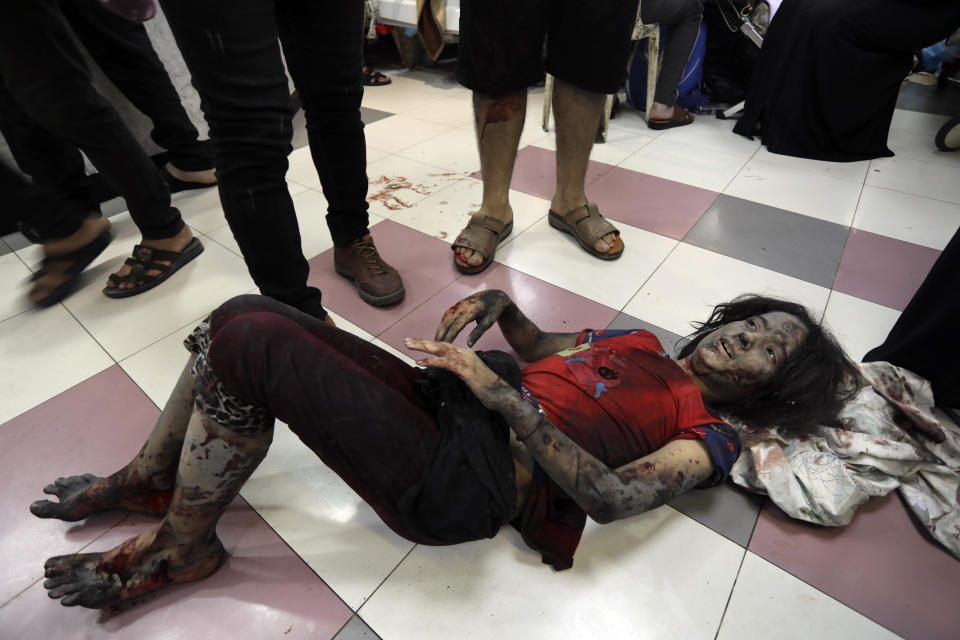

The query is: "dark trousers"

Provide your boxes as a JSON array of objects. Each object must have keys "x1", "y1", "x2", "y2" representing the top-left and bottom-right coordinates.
[
  {"x1": 642, "y1": 0, "x2": 704, "y2": 106},
  {"x1": 0, "y1": 0, "x2": 183, "y2": 242},
  {"x1": 162, "y1": 0, "x2": 371, "y2": 316},
  {"x1": 1, "y1": 162, "x2": 88, "y2": 243},
  {"x1": 205, "y1": 295, "x2": 445, "y2": 544},
  {"x1": 59, "y1": 0, "x2": 212, "y2": 172},
  {"x1": 864, "y1": 227, "x2": 960, "y2": 407}
]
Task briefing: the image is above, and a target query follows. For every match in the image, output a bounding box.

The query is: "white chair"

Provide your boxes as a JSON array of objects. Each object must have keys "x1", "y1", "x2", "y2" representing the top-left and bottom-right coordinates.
[{"x1": 542, "y1": 2, "x2": 660, "y2": 143}]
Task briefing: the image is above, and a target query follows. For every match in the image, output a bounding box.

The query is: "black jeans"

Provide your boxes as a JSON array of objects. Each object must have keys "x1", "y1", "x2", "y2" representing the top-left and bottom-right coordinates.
[
  {"x1": 60, "y1": 0, "x2": 212, "y2": 172},
  {"x1": 0, "y1": 0, "x2": 183, "y2": 242},
  {"x1": 162, "y1": 0, "x2": 370, "y2": 317}
]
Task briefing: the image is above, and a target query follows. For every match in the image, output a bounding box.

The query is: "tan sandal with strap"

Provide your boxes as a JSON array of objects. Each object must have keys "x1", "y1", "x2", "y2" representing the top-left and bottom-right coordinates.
[
  {"x1": 548, "y1": 203, "x2": 624, "y2": 260},
  {"x1": 451, "y1": 214, "x2": 513, "y2": 274}
]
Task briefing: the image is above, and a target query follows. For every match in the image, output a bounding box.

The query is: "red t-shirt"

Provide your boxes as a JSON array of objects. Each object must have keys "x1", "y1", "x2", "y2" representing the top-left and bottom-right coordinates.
[{"x1": 514, "y1": 329, "x2": 739, "y2": 570}]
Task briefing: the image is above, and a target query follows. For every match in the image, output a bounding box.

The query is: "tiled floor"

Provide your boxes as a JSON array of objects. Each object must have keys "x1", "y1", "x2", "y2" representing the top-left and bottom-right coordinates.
[{"x1": 2, "y1": 67, "x2": 959, "y2": 639}]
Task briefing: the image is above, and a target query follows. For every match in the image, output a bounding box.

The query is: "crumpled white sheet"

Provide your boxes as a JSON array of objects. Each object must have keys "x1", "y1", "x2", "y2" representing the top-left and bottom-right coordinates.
[{"x1": 729, "y1": 361, "x2": 960, "y2": 560}]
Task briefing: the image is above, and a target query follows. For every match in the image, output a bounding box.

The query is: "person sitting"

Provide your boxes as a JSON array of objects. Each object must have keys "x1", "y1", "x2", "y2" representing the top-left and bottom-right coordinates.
[
  {"x1": 32, "y1": 289, "x2": 858, "y2": 608},
  {"x1": 642, "y1": 0, "x2": 705, "y2": 130}
]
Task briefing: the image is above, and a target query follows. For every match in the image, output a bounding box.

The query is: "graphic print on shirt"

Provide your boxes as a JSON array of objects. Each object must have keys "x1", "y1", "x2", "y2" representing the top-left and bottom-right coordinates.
[{"x1": 561, "y1": 343, "x2": 628, "y2": 399}]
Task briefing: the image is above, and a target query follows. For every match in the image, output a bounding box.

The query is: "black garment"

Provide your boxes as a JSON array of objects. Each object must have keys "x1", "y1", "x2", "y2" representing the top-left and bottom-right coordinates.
[
  {"x1": 1, "y1": 162, "x2": 87, "y2": 243},
  {"x1": 162, "y1": 0, "x2": 371, "y2": 317},
  {"x1": 457, "y1": 0, "x2": 637, "y2": 95},
  {"x1": 400, "y1": 351, "x2": 521, "y2": 543},
  {"x1": 863, "y1": 227, "x2": 960, "y2": 408},
  {"x1": 0, "y1": 0, "x2": 183, "y2": 241},
  {"x1": 59, "y1": 0, "x2": 212, "y2": 172},
  {"x1": 733, "y1": 0, "x2": 960, "y2": 162}
]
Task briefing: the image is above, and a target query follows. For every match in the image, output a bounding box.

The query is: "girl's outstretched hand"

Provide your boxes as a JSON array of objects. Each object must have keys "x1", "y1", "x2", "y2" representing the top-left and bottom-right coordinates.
[
  {"x1": 404, "y1": 338, "x2": 502, "y2": 407},
  {"x1": 434, "y1": 290, "x2": 512, "y2": 347}
]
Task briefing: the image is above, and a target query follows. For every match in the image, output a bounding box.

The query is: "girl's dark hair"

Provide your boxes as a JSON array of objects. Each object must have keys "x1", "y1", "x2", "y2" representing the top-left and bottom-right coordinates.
[{"x1": 676, "y1": 294, "x2": 861, "y2": 430}]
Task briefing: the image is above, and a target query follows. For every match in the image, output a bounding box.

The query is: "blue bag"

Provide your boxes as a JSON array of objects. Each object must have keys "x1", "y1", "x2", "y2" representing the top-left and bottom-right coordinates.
[{"x1": 625, "y1": 23, "x2": 707, "y2": 111}]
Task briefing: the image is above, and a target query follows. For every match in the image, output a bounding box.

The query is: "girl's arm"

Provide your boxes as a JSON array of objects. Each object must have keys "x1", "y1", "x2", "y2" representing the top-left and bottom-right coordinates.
[{"x1": 406, "y1": 339, "x2": 715, "y2": 523}]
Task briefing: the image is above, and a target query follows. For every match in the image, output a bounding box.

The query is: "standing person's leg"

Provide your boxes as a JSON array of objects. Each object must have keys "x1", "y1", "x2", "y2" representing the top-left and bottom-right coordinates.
[
  {"x1": 59, "y1": 0, "x2": 217, "y2": 187},
  {"x1": 452, "y1": 0, "x2": 544, "y2": 273},
  {"x1": 277, "y1": 0, "x2": 404, "y2": 307},
  {"x1": 642, "y1": 0, "x2": 702, "y2": 126},
  {"x1": 0, "y1": 1, "x2": 199, "y2": 297},
  {"x1": 161, "y1": 0, "x2": 326, "y2": 318},
  {"x1": 38, "y1": 305, "x2": 442, "y2": 608}
]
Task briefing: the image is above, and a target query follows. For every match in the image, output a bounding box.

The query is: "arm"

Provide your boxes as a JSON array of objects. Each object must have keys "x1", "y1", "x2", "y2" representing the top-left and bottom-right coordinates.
[
  {"x1": 405, "y1": 340, "x2": 716, "y2": 524},
  {"x1": 434, "y1": 290, "x2": 578, "y2": 362}
]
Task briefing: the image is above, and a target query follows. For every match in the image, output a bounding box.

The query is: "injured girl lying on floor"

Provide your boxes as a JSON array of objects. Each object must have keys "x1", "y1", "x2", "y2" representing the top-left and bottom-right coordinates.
[{"x1": 31, "y1": 290, "x2": 860, "y2": 609}]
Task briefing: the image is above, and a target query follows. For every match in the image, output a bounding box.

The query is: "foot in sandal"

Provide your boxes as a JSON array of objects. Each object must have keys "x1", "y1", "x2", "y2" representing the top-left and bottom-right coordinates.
[
  {"x1": 103, "y1": 226, "x2": 203, "y2": 298},
  {"x1": 29, "y1": 214, "x2": 113, "y2": 307},
  {"x1": 548, "y1": 201, "x2": 623, "y2": 260},
  {"x1": 452, "y1": 206, "x2": 514, "y2": 274}
]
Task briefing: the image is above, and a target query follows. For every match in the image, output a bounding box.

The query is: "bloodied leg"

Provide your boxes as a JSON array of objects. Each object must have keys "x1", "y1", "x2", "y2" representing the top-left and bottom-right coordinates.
[{"x1": 31, "y1": 357, "x2": 199, "y2": 522}]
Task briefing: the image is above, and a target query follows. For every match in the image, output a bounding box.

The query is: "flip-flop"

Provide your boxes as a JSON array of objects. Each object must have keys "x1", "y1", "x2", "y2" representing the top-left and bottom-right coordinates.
[
  {"x1": 548, "y1": 203, "x2": 624, "y2": 260},
  {"x1": 103, "y1": 237, "x2": 204, "y2": 299},
  {"x1": 647, "y1": 105, "x2": 695, "y2": 131},
  {"x1": 362, "y1": 67, "x2": 392, "y2": 86},
  {"x1": 30, "y1": 229, "x2": 113, "y2": 308},
  {"x1": 160, "y1": 164, "x2": 217, "y2": 194},
  {"x1": 451, "y1": 214, "x2": 513, "y2": 275}
]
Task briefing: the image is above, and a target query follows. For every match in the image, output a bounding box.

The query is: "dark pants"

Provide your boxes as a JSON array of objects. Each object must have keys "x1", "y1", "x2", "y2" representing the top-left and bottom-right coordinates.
[
  {"x1": 642, "y1": 0, "x2": 704, "y2": 106},
  {"x1": 161, "y1": 0, "x2": 371, "y2": 317},
  {"x1": 1, "y1": 162, "x2": 87, "y2": 243},
  {"x1": 864, "y1": 227, "x2": 960, "y2": 407},
  {"x1": 204, "y1": 295, "x2": 446, "y2": 544},
  {"x1": 0, "y1": 0, "x2": 183, "y2": 242},
  {"x1": 60, "y1": 0, "x2": 212, "y2": 172}
]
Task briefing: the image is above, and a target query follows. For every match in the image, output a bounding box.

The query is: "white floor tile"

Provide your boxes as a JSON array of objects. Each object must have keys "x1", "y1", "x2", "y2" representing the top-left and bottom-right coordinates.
[
  {"x1": 389, "y1": 177, "x2": 547, "y2": 247},
  {"x1": 61, "y1": 237, "x2": 256, "y2": 361},
  {"x1": 821, "y1": 292, "x2": 901, "y2": 362},
  {"x1": 725, "y1": 159, "x2": 864, "y2": 226},
  {"x1": 0, "y1": 252, "x2": 31, "y2": 323},
  {"x1": 886, "y1": 127, "x2": 960, "y2": 168},
  {"x1": 400, "y1": 95, "x2": 474, "y2": 128},
  {"x1": 241, "y1": 424, "x2": 415, "y2": 610},
  {"x1": 119, "y1": 318, "x2": 211, "y2": 408},
  {"x1": 364, "y1": 115, "x2": 452, "y2": 154},
  {"x1": 360, "y1": 507, "x2": 743, "y2": 640},
  {"x1": 623, "y1": 243, "x2": 831, "y2": 337},
  {"x1": 750, "y1": 147, "x2": 870, "y2": 183},
  {"x1": 889, "y1": 109, "x2": 950, "y2": 137},
  {"x1": 497, "y1": 218, "x2": 677, "y2": 310},
  {"x1": 620, "y1": 138, "x2": 748, "y2": 192},
  {"x1": 716, "y1": 553, "x2": 900, "y2": 640},
  {"x1": 0, "y1": 304, "x2": 113, "y2": 425},
  {"x1": 529, "y1": 124, "x2": 658, "y2": 167},
  {"x1": 656, "y1": 116, "x2": 760, "y2": 159},
  {"x1": 361, "y1": 84, "x2": 447, "y2": 114},
  {"x1": 852, "y1": 185, "x2": 960, "y2": 250},
  {"x1": 867, "y1": 155, "x2": 960, "y2": 204},
  {"x1": 366, "y1": 155, "x2": 468, "y2": 219},
  {"x1": 396, "y1": 127, "x2": 481, "y2": 175},
  {"x1": 172, "y1": 182, "x2": 310, "y2": 235}
]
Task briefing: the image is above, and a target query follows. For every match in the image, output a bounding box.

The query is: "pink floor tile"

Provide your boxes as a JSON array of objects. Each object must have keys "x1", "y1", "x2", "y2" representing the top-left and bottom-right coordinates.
[
  {"x1": 587, "y1": 167, "x2": 719, "y2": 240},
  {"x1": 833, "y1": 229, "x2": 941, "y2": 311},
  {"x1": 470, "y1": 146, "x2": 613, "y2": 201},
  {"x1": 0, "y1": 504, "x2": 352, "y2": 640},
  {"x1": 0, "y1": 366, "x2": 159, "y2": 605},
  {"x1": 749, "y1": 492, "x2": 960, "y2": 640},
  {"x1": 306, "y1": 220, "x2": 460, "y2": 336},
  {"x1": 378, "y1": 262, "x2": 620, "y2": 361}
]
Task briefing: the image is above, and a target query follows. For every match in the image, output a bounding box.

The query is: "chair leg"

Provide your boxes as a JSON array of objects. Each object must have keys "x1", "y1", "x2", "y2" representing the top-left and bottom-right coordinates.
[
  {"x1": 645, "y1": 30, "x2": 660, "y2": 123},
  {"x1": 542, "y1": 74, "x2": 554, "y2": 132},
  {"x1": 597, "y1": 94, "x2": 614, "y2": 143}
]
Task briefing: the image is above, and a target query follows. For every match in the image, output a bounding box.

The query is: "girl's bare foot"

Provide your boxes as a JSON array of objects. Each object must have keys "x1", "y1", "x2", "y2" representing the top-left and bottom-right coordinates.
[
  {"x1": 30, "y1": 471, "x2": 173, "y2": 521},
  {"x1": 43, "y1": 522, "x2": 226, "y2": 608}
]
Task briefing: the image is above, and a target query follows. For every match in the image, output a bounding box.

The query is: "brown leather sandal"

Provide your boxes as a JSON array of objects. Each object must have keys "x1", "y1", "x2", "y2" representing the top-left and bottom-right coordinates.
[
  {"x1": 103, "y1": 237, "x2": 204, "y2": 299},
  {"x1": 548, "y1": 203, "x2": 624, "y2": 260},
  {"x1": 451, "y1": 214, "x2": 513, "y2": 275}
]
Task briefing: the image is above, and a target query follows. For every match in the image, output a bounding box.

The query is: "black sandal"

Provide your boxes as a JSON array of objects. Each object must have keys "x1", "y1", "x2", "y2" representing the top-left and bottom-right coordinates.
[
  {"x1": 103, "y1": 237, "x2": 204, "y2": 299},
  {"x1": 30, "y1": 229, "x2": 113, "y2": 307},
  {"x1": 362, "y1": 67, "x2": 392, "y2": 86}
]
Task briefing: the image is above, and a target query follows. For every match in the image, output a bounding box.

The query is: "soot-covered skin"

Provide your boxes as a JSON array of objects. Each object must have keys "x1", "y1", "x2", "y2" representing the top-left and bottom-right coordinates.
[
  {"x1": 434, "y1": 289, "x2": 578, "y2": 362},
  {"x1": 404, "y1": 338, "x2": 713, "y2": 524},
  {"x1": 30, "y1": 473, "x2": 173, "y2": 521}
]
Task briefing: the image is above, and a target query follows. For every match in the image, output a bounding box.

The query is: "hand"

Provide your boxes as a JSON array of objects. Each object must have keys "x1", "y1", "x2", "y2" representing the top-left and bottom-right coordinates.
[
  {"x1": 434, "y1": 289, "x2": 512, "y2": 347},
  {"x1": 404, "y1": 338, "x2": 503, "y2": 407}
]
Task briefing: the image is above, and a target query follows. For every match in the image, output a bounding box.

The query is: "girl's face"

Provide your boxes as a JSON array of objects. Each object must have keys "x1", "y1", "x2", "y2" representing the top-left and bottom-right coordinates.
[{"x1": 679, "y1": 312, "x2": 808, "y2": 402}]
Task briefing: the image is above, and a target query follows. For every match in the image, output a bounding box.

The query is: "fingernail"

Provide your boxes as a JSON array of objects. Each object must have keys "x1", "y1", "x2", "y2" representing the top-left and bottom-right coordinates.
[{"x1": 403, "y1": 337, "x2": 412, "y2": 345}]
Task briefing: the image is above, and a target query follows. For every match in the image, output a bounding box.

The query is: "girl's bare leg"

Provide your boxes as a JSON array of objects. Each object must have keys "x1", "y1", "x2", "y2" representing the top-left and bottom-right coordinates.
[
  {"x1": 42, "y1": 408, "x2": 273, "y2": 608},
  {"x1": 31, "y1": 356, "x2": 199, "y2": 521}
]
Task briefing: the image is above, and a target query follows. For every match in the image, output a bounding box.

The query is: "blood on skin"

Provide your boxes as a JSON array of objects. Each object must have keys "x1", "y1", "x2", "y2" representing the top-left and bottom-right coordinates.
[{"x1": 479, "y1": 95, "x2": 523, "y2": 143}]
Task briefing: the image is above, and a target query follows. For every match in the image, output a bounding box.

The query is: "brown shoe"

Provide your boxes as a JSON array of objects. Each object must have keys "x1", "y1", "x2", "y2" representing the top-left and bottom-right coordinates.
[{"x1": 334, "y1": 234, "x2": 405, "y2": 306}]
